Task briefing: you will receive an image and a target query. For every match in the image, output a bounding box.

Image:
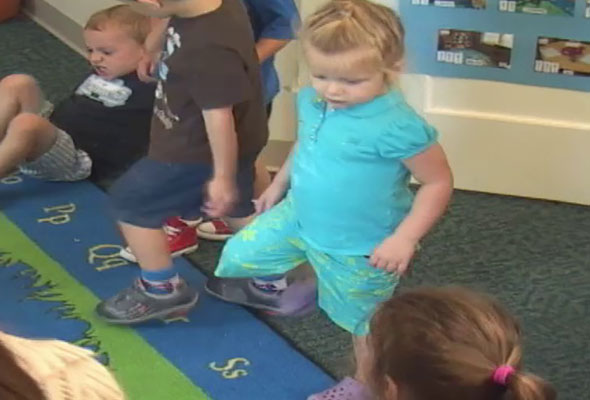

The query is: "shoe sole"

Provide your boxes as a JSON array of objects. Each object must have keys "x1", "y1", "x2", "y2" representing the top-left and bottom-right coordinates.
[
  {"x1": 97, "y1": 292, "x2": 199, "y2": 325},
  {"x1": 263, "y1": 300, "x2": 316, "y2": 317},
  {"x1": 119, "y1": 243, "x2": 200, "y2": 263},
  {"x1": 204, "y1": 282, "x2": 315, "y2": 316},
  {"x1": 196, "y1": 229, "x2": 232, "y2": 241}
]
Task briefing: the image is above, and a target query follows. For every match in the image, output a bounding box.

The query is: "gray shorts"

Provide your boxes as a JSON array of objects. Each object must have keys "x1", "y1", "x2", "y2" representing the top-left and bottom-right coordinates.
[
  {"x1": 19, "y1": 127, "x2": 92, "y2": 181},
  {"x1": 39, "y1": 100, "x2": 54, "y2": 118}
]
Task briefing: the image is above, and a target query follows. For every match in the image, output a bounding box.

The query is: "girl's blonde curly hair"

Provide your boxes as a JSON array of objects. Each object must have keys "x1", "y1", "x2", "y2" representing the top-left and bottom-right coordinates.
[{"x1": 301, "y1": 0, "x2": 405, "y2": 76}]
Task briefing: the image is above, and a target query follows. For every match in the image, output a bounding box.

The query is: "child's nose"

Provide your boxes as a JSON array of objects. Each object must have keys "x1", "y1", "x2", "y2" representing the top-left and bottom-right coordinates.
[
  {"x1": 325, "y1": 82, "x2": 343, "y2": 96},
  {"x1": 89, "y1": 53, "x2": 103, "y2": 64}
]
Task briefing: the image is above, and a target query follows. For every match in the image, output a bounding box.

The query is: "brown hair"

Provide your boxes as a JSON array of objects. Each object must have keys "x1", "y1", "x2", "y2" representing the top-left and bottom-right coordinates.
[
  {"x1": 369, "y1": 287, "x2": 556, "y2": 400},
  {"x1": 301, "y1": 0, "x2": 405, "y2": 72},
  {"x1": 85, "y1": 5, "x2": 151, "y2": 44},
  {"x1": 0, "y1": 340, "x2": 45, "y2": 399},
  {"x1": 0, "y1": 331, "x2": 125, "y2": 400}
]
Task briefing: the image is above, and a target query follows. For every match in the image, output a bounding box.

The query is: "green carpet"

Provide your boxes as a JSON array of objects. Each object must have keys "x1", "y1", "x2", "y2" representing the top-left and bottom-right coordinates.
[
  {"x1": 0, "y1": 17, "x2": 88, "y2": 104},
  {"x1": 2, "y1": 14, "x2": 588, "y2": 399}
]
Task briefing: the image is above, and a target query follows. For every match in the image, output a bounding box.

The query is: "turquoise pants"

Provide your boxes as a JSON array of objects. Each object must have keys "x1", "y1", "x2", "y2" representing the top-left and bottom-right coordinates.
[{"x1": 215, "y1": 197, "x2": 399, "y2": 335}]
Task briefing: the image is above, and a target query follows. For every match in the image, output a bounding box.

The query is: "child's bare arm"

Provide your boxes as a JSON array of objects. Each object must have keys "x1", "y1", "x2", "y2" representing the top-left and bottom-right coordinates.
[
  {"x1": 370, "y1": 144, "x2": 453, "y2": 273},
  {"x1": 250, "y1": 0, "x2": 299, "y2": 63},
  {"x1": 146, "y1": 17, "x2": 169, "y2": 53},
  {"x1": 396, "y1": 143, "x2": 453, "y2": 242},
  {"x1": 137, "y1": 17, "x2": 170, "y2": 82},
  {"x1": 253, "y1": 142, "x2": 295, "y2": 214},
  {"x1": 255, "y1": 38, "x2": 290, "y2": 63},
  {"x1": 201, "y1": 107, "x2": 239, "y2": 217}
]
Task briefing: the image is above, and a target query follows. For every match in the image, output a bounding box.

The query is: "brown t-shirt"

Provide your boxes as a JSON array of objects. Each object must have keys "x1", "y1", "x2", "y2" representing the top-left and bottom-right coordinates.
[{"x1": 148, "y1": 0, "x2": 268, "y2": 163}]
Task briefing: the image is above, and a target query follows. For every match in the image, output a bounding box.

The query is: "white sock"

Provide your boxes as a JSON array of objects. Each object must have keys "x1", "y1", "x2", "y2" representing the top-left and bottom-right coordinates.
[{"x1": 252, "y1": 276, "x2": 288, "y2": 292}]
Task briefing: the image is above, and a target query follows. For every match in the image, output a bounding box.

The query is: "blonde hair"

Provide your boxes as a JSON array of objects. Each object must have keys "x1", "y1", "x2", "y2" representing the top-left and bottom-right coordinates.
[
  {"x1": 369, "y1": 287, "x2": 556, "y2": 400},
  {"x1": 301, "y1": 0, "x2": 404, "y2": 73},
  {"x1": 85, "y1": 5, "x2": 151, "y2": 44},
  {"x1": 0, "y1": 331, "x2": 125, "y2": 400}
]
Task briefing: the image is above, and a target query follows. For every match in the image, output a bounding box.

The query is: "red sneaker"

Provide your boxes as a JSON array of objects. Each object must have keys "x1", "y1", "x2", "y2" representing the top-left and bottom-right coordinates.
[
  {"x1": 196, "y1": 219, "x2": 235, "y2": 241},
  {"x1": 119, "y1": 217, "x2": 199, "y2": 263},
  {"x1": 172, "y1": 216, "x2": 203, "y2": 228}
]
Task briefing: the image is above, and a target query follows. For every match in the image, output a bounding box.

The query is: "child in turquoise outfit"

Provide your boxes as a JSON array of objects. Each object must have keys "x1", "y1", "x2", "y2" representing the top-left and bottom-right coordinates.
[{"x1": 209, "y1": 1, "x2": 453, "y2": 398}]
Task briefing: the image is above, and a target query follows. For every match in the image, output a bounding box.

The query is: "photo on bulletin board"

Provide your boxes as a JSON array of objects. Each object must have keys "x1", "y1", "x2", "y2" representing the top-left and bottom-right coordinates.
[
  {"x1": 535, "y1": 37, "x2": 590, "y2": 77},
  {"x1": 498, "y1": 0, "x2": 574, "y2": 16},
  {"x1": 586, "y1": 0, "x2": 590, "y2": 18},
  {"x1": 437, "y1": 30, "x2": 513, "y2": 69},
  {"x1": 411, "y1": 0, "x2": 486, "y2": 9}
]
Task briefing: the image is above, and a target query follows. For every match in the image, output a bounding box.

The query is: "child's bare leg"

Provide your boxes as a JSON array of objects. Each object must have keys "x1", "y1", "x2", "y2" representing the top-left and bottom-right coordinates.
[
  {"x1": 119, "y1": 222, "x2": 172, "y2": 271},
  {"x1": 0, "y1": 74, "x2": 44, "y2": 139},
  {"x1": 220, "y1": 157, "x2": 271, "y2": 230},
  {"x1": 206, "y1": 157, "x2": 271, "y2": 232},
  {"x1": 224, "y1": 215, "x2": 252, "y2": 231},
  {"x1": 307, "y1": 335, "x2": 374, "y2": 399},
  {"x1": 353, "y1": 335, "x2": 372, "y2": 385},
  {"x1": 0, "y1": 113, "x2": 57, "y2": 178}
]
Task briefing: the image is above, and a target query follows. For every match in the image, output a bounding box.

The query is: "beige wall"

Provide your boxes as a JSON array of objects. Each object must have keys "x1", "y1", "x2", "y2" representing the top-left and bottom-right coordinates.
[
  {"x1": 405, "y1": 75, "x2": 590, "y2": 204},
  {"x1": 23, "y1": 0, "x2": 118, "y2": 53},
  {"x1": 44, "y1": 0, "x2": 118, "y2": 25}
]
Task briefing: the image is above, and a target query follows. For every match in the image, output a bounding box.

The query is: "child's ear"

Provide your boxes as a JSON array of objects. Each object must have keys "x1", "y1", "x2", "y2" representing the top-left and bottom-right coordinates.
[
  {"x1": 385, "y1": 60, "x2": 404, "y2": 84},
  {"x1": 394, "y1": 59, "x2": 405, "y2": 73}
]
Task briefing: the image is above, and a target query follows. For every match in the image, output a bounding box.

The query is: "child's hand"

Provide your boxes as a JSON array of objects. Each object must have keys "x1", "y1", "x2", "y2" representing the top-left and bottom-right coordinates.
[
  {"x1": 369, "y1": 234, "x2": 417, "y2": 275},
  {"x1": 203, "y1": 177, "x2": 238, "y2": 218},
  {"x1": 253, "y1": 182, "x2": 286, "y2": 215},
  {"x1": 137, "y1": 52, "x2": 159, "y2": 82}
]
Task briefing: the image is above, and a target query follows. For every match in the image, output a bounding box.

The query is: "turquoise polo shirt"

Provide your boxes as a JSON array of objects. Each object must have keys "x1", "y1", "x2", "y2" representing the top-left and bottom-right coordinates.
[{"x1": 290, "y1": 86, "x2": 439, "y2": 255}]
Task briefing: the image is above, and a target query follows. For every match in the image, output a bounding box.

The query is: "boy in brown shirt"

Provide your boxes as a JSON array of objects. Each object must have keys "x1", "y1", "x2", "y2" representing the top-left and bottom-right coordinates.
[{"x1": 96, "y1": 0, "x2": 268, "y2": 324}]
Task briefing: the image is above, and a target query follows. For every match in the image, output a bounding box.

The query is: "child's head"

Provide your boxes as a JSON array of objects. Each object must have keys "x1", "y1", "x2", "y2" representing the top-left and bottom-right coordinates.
[
  {"x1": 301, "y1": 0, "x2": 405, "y2": 108},
  {"x1": 0, "y1": 331, "x2": 125, "y2": 400},
  {"x1": 83, "y1": 5, "x2": 150, "y2": 80},
  {"x1": 0, "y1": 339, "x2": 45, "y2": 399},
  {"x1": 369, "y1": 287, "x2": 556, "y2": 400}
]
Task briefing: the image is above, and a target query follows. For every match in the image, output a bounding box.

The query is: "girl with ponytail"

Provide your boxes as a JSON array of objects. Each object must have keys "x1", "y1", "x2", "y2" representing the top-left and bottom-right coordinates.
[{"x1": 368, "y1": 286, "x2": 556, "y2": 400}]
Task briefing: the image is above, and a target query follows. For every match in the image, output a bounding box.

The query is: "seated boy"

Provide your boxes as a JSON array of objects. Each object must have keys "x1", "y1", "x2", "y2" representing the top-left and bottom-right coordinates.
[
  {"x1": 95, "y1": 0, "x2": 268, "y2": 324},
  {"x1": 0, "y1": 5, "x2": 155, "y2": 184}
]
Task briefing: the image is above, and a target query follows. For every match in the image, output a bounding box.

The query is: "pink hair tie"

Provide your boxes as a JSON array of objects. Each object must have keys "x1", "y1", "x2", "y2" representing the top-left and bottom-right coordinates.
[{"x1": 492, "y1": 365, "x2": 515, "y2": 386}]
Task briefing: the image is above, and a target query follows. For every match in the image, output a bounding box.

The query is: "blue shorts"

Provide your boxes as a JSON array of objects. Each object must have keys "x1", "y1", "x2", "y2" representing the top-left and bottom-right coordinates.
[
  {"x1": 215, "y1": 196, "x2": 399, "y2": 335},
  {"x1": 109, "y1": 157, "x2": 255, "y2": 228}
]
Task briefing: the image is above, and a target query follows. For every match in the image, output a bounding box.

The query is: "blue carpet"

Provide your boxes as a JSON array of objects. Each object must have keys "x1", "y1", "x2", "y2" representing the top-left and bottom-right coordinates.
[{"x1": 0, "y1": 174, "x2": 333, "y2": 399}]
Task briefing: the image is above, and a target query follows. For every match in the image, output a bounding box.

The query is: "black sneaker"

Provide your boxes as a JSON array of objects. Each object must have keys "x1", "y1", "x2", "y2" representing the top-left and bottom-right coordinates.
[
  {"x1": 96, "y1": 278, "x2": 198, "y2": 324},
  {"x1": 205, "y1": 276, "x2": 316, "y2": 316}
]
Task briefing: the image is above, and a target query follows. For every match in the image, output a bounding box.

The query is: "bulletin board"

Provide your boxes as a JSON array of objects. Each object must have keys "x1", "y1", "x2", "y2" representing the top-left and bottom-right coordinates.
[{"x1": 399, "y1": 0, "x2": 590, "y2": 91}]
